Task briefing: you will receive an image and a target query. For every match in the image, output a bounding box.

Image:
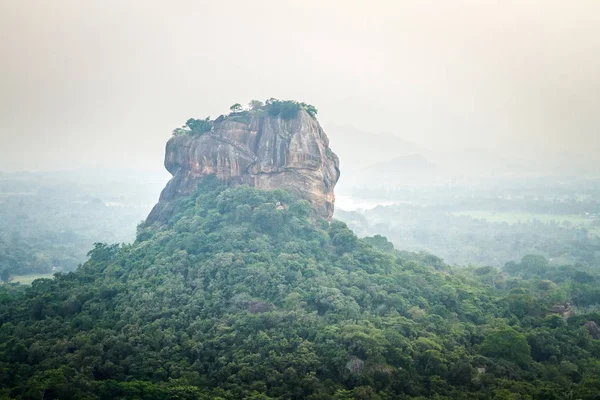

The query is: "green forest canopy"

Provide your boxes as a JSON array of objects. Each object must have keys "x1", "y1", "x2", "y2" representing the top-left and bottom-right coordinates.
[{"x1": 1, "y1": 178, "x2": 599, "y2": 399}]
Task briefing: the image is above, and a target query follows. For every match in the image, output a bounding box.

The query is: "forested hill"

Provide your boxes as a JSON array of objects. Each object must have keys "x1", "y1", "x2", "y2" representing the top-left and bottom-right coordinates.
[{"x1": 1, "y1": 177, "x2": 600, "y2": 399}]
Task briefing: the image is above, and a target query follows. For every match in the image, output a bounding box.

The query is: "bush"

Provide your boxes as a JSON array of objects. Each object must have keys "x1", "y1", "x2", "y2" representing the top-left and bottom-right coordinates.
[
  {"x1": 480, "y1": 328, "x2": 532, "y2": 367},
  {"x1": 185, "y1": 117, "x2": 212, "y2": 135},
  {"x1": 265, "y1": 99, "x2": 317, "y2": 120},
  {"x1": 267, "y1": 100, "x2": 300, "y2": 119}
]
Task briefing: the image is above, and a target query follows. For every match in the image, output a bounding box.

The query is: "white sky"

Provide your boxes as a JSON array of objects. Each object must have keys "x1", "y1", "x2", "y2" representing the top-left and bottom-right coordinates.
[{"x1": 1, "y1": 0, "x2": 599, "y2": 171}]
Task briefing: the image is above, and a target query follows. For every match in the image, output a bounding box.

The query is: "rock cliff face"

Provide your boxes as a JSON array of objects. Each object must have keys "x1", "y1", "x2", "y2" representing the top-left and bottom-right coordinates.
[{"x1": 147, "y1": 109, "x2": 340, "y2": 223}]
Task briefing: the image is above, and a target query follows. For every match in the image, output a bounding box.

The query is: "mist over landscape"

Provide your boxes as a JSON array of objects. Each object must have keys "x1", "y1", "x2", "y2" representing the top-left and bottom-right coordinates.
[{"x1": 1, "y1": 1, "x2": 600, "y2": 399}]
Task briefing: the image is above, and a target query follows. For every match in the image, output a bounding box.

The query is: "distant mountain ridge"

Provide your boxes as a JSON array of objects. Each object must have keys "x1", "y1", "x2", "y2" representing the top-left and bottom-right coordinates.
[{"x1": 325, "y1": 125, "x2": 421, "y2": 170}]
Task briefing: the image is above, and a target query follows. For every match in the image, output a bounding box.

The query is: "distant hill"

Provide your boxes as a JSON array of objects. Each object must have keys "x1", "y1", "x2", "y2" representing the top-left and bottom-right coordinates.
[
  {"x1": 325, "y1": 125, "x2": 420, "y2": 170},
  {"x1": 344, "y1": 153, "x2": 442, "y2": 188}
]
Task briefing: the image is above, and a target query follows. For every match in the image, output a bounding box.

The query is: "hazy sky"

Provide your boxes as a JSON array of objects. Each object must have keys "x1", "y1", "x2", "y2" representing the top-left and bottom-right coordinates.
[{"x1": 1, "y1": 0, "x2": 599, "y2": 172}]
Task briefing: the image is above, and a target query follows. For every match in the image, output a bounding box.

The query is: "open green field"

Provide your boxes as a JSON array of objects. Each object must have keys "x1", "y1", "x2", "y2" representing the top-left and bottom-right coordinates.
[
  {"x1": 453, "y1": 211, "x2": 593, "y2": 226},
  {"x1": 3, "y1": 273, "x2": 55, "y2": 285}
]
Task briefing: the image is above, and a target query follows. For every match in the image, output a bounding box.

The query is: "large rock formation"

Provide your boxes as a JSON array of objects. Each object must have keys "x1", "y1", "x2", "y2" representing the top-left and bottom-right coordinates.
[{"x1": 147, "y1": 109, "x2": 340, "y2": 223}]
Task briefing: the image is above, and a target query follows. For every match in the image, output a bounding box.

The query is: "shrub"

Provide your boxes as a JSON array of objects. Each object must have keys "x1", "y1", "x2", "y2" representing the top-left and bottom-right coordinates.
[
  {"x1": 267, "y1": 100, "x2": 300, "y2": 120},
  {"x1": 185, "y1": 117, "x2": 212, "y2": 135},
  {"x1": 300, "y1": 102, "x2": 318, "y2": 118}
]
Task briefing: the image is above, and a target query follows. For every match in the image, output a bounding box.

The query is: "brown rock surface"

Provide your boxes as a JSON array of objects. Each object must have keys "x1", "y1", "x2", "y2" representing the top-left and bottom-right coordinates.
[
  {"x1": 584, "y1": 321, "x2": 600, "y2": 339},
  {"x1": 147, "y1": 109, "x2": 340, "y2": 223}
]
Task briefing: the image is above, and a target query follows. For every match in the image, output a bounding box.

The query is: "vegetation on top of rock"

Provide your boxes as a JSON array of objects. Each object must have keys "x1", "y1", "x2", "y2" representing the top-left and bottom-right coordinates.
[
  {"x1": 238, "y1": 98, "x2": 318, "y2": 120},
  {"x1": 173, "y1": 117, "x2": 212, "y2": 136},
  {"x1": 172, "y1": 99, "x2": 318, "y2": 135},
  {"x1": 264, "y1": 98, "x2": 318, "y2": 119},
  {"x1": 229, "y1": 103, "x2": 243, "y2": 113},
  {"x1": 266, "y1": 99, "x2": 301, "y2": 119}
]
